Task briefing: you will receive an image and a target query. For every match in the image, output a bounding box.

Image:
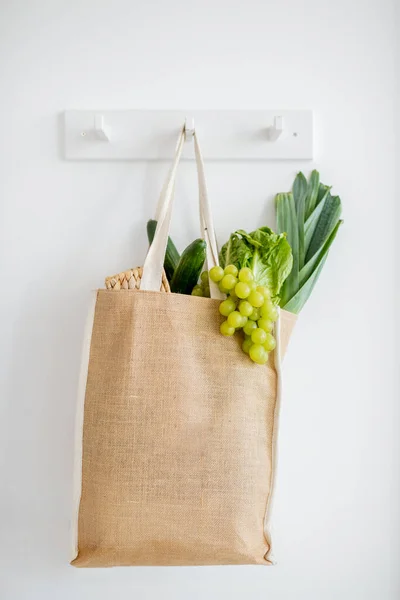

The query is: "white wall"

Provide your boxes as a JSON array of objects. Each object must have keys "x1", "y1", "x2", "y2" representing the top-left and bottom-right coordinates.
[{"x1": 0, "y1": 1, "x2": 398, "y2": 599}]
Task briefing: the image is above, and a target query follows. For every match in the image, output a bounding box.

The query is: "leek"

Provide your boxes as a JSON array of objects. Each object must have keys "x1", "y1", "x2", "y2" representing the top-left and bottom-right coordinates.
[{"x1": 276, "y1": 170, "x2": 342, "y2": 314}]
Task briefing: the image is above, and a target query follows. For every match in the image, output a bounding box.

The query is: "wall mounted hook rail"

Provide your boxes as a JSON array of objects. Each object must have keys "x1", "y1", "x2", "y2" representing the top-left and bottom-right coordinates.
[{"x1": 66, "y1": 110, "x2": 313, "y2": 160}]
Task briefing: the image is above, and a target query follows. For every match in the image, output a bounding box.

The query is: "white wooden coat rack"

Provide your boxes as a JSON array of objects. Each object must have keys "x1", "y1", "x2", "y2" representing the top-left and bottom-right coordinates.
[{"x1": 64, "y1": 110, "x2": 313, "y2": 160}]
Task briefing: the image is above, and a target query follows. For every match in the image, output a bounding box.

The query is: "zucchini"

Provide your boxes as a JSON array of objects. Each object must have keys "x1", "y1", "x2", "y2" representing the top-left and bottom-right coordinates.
[
  {"x1": 146, "y1": 219, "x2": 180, "y2": 282},
  {"x1": 170, "y1": 239, "x2": 207, "y2": 295}
]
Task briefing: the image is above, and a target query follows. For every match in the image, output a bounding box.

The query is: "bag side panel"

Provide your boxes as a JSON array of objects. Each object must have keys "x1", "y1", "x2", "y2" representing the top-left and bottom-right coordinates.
[{"x1": 70, "y1": 291, "x2": 99, "y2": 561}]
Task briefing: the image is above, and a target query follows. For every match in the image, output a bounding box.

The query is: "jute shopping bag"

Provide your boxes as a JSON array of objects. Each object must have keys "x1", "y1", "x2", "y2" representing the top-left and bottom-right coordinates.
[{"x1": 71, "y1": 128, "x2": 297, "y2": 567}]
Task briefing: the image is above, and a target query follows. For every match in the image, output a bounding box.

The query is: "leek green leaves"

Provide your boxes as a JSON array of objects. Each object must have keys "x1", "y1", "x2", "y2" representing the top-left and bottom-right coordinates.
[{"x1": 276, "y1": 170, "x2": 342, "y2": 314}]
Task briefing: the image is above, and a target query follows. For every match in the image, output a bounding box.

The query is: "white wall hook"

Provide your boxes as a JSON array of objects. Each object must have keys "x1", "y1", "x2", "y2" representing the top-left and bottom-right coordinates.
[
  {"x1": 184, "y1": 116, "x2": 195, "y2": 141},
  {"x1": 268, "y1": 116, "x2": 284, "y2": 141},
  {"x1": 93, "y1": 114, "x2": 110, "y2": 141}
]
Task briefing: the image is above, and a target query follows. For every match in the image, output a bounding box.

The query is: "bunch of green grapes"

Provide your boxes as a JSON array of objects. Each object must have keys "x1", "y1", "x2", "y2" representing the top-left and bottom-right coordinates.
[
  {"x1": 191, "y1": 271, "x2": 211, "y2": 298},
  {"x1": 209, "y1": 264, "x2": 278, "y2": 365}
]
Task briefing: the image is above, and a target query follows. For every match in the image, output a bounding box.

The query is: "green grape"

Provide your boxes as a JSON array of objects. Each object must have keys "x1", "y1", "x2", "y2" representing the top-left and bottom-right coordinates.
[
  {"x1": 235, "y1": 282, "x2": 251, "y2": 299},
  {"x1": 220, "y1": 321, "x2": 235, "y2": 336},
  {"x1": 221, "y1": 274, "x2": 238, "y2": 290},
  {"x1": 227, "y1": 311, "x2": 244, "y2": 328},
  {"x1": 248, "y1": 281, "x2": 257, "y2": 291},
  {"x1": 224, "y1": 264, "x2": 238, "y2": 276},
  {"x1": 263, "y1": 333, "x2": 276, "y2": 351},
  {"x1": 249, "y1": 344, "x2": 268, "y2": 365},
  {"x1": 203, "y1": 284, "x2": 210, "y2": 297},
  {"x1": 251, "y1": 328, "x2": 267, "y2": 344},
  {"x1": 248, "y1": 307, "x2": 261, "y2": 321},
  {"x1": 209, "y1": 266, "x2": 224, "y2": 283},
  {"x1": 256, "y1": 285, "x2": 270, "y2": 298},
  {"x1": 243, "y1": 320, "x2": 257, "y2": 336},
  {"x1": 201, "y1": 271, "x2": 209, "y2": 286},
  {"x1": 240, "y1": 315, "x2": 248, "y2": 327},
  {"x1": 242, "y1": 338, "x2": 253, "y2": 354},
  {"x1": 257, "y1": 318, "x2": 273, "y2": 332},
  {"x1": 219, "y1": 298, "x2": 237, "y2": 317},
  {"x1": 191, "y1": 285, "x2": 203, "y2": 297},
  {"x1": 238, "y1": 267, "x2": 253, "y2": 283},
  {"x1": 261, "y1": 301, "x2": 278, "y2": 321},
  {"x1": 260, "y1": 300, "x2": 273, "y2": 317},
  {"x1": 219, "y1": 281, "x2": 229, "y2": 294},
  {"x1": 238, "y1": 300, "x2": 253, "y2": 317},
  {"x1": 229, "y1": 290, "x2": 238, "y2": 302},
  {"x1": 248, "y1": 290, "x2": 264, "y2": 308}
]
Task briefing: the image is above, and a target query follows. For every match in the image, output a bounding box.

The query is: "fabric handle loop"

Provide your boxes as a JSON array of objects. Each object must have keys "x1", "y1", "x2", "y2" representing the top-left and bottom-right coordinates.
[{"x1": 140, "y1": 127, "x2": 224, "y2": 300}]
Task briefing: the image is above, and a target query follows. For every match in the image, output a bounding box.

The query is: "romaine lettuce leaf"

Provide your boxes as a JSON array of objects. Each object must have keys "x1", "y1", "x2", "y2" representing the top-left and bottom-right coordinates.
[{"x1": 219, "y1": 227, "x2": 293, "y2": 300}]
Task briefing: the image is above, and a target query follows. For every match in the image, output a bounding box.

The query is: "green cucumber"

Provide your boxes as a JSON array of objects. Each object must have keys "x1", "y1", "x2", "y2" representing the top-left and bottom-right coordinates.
[
  {"x1": 146, "y1": 219, "x2": 180, "y2": 282},
  {"x1": 170, "y1": 239, "x2": 207, "y2": 295}
]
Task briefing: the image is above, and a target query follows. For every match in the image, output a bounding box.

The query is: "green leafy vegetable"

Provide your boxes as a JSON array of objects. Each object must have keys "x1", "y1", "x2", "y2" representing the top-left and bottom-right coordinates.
[
  {"x1": 299, "y1": 219, "x2": 342, "y2": 288},
  {"x1": 283, "y1": 255, "x2": 328, "y2": 314},
  {"x1": 304, "y1": 184, "x2": 331, "y2": 250},
  {"x1": 305, "y1": 193, "x2": 342, "y2": 262},
  {"x1": 305, "y1": 169, "x2": 320, "y2": 220},
  {"x1": 275, "y1": 193, "x2": 299, "y2": 306},
  {"x1": 219, "y1": 227, "x2": 293, "y2": 302},
  {"x1": 275, "y1": 171, "x2": 342, "y2": 314},
  {"x1": 292, "y1": 172, "x2": 307, "y2": 270}
]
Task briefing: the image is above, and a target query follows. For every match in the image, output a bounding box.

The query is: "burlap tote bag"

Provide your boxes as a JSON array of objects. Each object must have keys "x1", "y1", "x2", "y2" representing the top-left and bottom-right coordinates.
[{"x1": 71, "y1": 127, "x2": 297, "y2": 567}]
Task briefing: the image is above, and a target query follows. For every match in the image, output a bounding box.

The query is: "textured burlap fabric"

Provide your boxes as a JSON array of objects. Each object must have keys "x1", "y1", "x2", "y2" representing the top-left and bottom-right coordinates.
[{"x1": 71, "y1": 289, "x2": 296, "y2": 567}]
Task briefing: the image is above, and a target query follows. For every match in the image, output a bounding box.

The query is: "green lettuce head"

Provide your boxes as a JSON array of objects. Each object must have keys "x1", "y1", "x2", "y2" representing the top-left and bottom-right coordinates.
[{"x1": 219, "y1": 227, "x2": 293, "y2": 302}]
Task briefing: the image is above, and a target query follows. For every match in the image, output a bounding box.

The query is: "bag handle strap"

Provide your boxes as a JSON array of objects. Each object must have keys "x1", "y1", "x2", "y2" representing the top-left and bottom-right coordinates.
[{"x1": 141, "y1": 127, "x2": 224, "y2": 300}]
